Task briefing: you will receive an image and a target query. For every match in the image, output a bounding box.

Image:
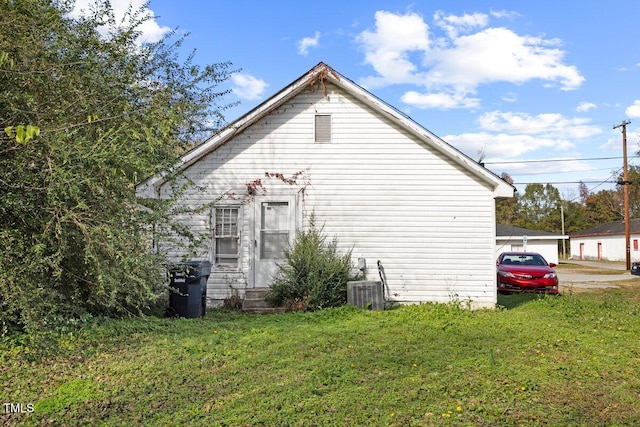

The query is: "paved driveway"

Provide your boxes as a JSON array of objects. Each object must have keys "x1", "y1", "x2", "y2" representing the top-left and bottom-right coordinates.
[{"x1": 557, "y1": 260, "x2": 640, "y2": 289}]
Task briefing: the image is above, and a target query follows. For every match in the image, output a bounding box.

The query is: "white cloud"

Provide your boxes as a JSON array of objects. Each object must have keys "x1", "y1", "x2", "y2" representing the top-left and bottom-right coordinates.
[
  {"x1": 69, "y1": 0, "x2": 171, "y2": 43},
  {"x1": 231, "y1": 73, "x2": 269, "y2": 101},
  {"x1": 356, "y1": 10, "x2": 585, "y2": 110},
  {"x1": 297, "y1": 32, "x2": 321, "y2": 56},
  {"x1": 445, "y1": 132, "x2": 574, "y2": 159},
  {"x1": 401, "y1": 90, "x2": 480, "y2": 110},
  {"x1": 502, "y1": 92, "x2": 518, "y2": 103},
  {"x1": 576, "y1": 102, "x2": 597, "y2": 112},
  {"x1": 489, "y1": 10, "x2": 521, "y2": 20},
  {"x1": 478, "y1": 111, "x2": 601, "y2": 139},
  {"x1": 425, "y1": 28, "x2": 584, "y2": 90},
  {"x1": 625, "y1": 100, "x2": 640, "y2": 118},
  {"x1": 599, "y1": 135, "x2": 621, "y2": 151},
  {"x1": 356, "y1": 11, "x2": 431, "y2": 87},
  {"x1": 481, "y1": 157, "x2": 594, "y2": 182},
  {"x1": 434, "y1": 10, "x2": 488, "y2": 38},
  {"x1": 442, "y1": 110, "x2": 606, "y2": 167}
]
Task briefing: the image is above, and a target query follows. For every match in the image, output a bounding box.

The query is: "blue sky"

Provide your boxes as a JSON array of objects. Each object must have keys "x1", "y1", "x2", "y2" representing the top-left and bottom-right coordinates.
[{"x1": 71, "y1": 0, "x2": 640, "y2": 197}]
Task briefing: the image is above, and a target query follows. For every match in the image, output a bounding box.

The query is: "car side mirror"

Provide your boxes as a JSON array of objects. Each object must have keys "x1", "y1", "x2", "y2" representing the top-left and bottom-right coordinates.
[{"x1": 549, "y1": 262, "x2": 557, "y2": 268}]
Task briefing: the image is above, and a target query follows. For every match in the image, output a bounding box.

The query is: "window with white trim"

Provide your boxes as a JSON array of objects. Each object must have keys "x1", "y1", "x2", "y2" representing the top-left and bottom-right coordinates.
[
  {"x1": 315, "y1": 114, "x2": 331, "y2": 143},
  {"x1": 213, "y1": 207, "x2": 239, "y2": 267}
]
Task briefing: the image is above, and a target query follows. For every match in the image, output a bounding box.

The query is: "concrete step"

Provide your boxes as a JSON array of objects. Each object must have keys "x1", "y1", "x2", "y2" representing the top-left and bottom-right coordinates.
[
  {"x1": 242, "y1": 288, "x2": 286, "y2": 314},
  {"x1": 244, "y1": 288, "x2": 270, "y2": 299}
]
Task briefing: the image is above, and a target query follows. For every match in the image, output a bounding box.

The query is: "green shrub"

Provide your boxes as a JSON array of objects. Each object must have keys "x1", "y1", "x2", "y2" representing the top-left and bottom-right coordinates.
[{"x1": 266, "y1": 223, "x2": 359, "y2": 311}]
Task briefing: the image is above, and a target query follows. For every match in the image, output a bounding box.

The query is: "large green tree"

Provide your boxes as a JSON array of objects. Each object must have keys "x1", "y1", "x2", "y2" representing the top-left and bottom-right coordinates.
[
  {"x1": 515, "y1": 183, "x2": 562, "y2": 232},
  {"x1": 496, "y1": 174, "x2": 638, "y2": 238},
  {"x1": 0, "y1": 0, "x2": 234, "y2": 333},
  {"x1": 583, "y1": 189, "x2": 623, "y2": 224},
  {"x1": 623, "y1": 165, "x2": 640, "y2": 218},
  {"x1": 495, "y1": 172, "x2": 521, "y2": 225},
  {"x1": 579, "y1": 166, "x2": 640, "y2": 225}
]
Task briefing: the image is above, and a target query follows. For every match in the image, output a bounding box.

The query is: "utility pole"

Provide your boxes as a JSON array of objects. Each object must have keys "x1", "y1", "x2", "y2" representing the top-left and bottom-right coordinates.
[
  {"x1": 614, "y1": 120, "x2": 631, "y2": 270},
  {"x1": 560, "y1": 201, "x2": 566, "y2": 259}
]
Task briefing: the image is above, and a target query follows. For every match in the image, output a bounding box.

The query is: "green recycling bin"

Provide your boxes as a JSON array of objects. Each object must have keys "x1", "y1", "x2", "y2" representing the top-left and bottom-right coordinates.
[{"x1": 168, "y1": 261, "x2": 212, "y2": 318}]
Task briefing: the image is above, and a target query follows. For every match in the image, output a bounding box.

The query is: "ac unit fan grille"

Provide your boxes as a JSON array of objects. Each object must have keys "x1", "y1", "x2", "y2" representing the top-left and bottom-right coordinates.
[{"x1": 347, "y1": 281, "x2": 384, "y2": 310}]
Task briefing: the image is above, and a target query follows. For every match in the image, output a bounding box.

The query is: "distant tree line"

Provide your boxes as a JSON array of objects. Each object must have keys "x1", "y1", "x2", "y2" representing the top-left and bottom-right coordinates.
[{"x1": 496, "y1": 164, "x2": 640, "y2": 235}]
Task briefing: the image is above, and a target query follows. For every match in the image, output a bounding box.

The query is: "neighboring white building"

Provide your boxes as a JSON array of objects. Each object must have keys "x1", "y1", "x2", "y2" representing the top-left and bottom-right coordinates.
[
  {"x1": 137, "y1": 63, "x2": 514, "y2": 308},
  {"x1": 570, "y1": 218, "x2": 640, "y2": 261},
  {"x1": 496, "y1": 224, "x2": 568, "y2": 265}
]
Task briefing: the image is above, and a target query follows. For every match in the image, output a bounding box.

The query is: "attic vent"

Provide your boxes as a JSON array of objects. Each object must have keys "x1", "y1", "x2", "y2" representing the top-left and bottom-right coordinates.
[
  {"x1": 314, "y1": 114, "x2": 331, "y2": 143},
  {"x1": 347, "y1": 281, "x2": 384, "y2": 310}
]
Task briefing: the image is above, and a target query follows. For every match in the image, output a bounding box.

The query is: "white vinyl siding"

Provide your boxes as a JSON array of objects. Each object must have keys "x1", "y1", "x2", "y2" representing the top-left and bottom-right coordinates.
[{"x1": 159, "y1": 82, "x2": 501, "y2": 308}]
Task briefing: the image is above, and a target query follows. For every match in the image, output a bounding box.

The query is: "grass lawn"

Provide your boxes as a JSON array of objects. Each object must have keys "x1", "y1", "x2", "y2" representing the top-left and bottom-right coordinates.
[
  {"x1": 2, "y1": 285, "x2": 640, "y2": 426},
  {"x1": 556, "y1": 261, "x2": 628, "y2": 276}
]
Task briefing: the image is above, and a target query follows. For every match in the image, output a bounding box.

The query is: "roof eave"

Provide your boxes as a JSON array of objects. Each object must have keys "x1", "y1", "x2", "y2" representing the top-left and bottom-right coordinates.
[{"x1": 498, "y1": 235, "x2": 569, "y2": 240}]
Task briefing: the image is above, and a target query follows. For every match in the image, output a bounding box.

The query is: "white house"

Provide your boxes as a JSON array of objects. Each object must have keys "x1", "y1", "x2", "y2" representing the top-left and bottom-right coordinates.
[
  {"x1": 137, "y1": 63, "x2": 514, "y2": 309},
  {"x1": 496, "y1": 224, "x2": 568, "y2": 265},
  {"x1": 570, "y1": 218, "x2": 640, "y2": 261}
]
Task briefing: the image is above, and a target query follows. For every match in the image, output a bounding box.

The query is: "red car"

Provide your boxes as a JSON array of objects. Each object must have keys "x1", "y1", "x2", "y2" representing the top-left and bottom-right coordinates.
[{"x1": 497, "y1": 252, "x2": 559, "y2": 295}]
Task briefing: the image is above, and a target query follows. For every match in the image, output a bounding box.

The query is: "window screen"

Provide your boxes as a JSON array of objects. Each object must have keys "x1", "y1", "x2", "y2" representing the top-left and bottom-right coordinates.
[
  {"x1": 260, "y1": 202, "x2": 289, "y2": 259},
  {"x1": 315, "y1": 114, "x2": 331, "y2": 143},
  {"x1": 214, "y1": 207, "x2": 239, "y2": 267}
]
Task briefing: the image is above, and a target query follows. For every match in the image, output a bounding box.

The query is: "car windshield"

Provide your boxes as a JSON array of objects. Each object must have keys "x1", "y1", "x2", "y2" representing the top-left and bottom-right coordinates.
[{"x1": 501, "y1": 254, "x2": 548, "y2": 266}]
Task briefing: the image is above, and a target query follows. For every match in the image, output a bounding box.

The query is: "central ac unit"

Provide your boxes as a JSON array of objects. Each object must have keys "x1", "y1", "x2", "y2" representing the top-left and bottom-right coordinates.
[{"x1": 347, "y1": 281, "x2": 384, "y2": 310}]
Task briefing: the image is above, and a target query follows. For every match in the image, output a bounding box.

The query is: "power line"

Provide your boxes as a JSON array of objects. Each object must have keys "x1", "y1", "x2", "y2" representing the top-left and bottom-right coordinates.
[
  {"x1": 513, "y1": 166, "x2": 623, "y2": 186},
  {"x1": 509, "y1": 166, "x2": 625, "y2": 177},
  {"x1": 484, "y1": 155, "x2": 639, "y2": 165},
  {"x1": 513, "y1": 180, "x2": 617, "y2": 185}
]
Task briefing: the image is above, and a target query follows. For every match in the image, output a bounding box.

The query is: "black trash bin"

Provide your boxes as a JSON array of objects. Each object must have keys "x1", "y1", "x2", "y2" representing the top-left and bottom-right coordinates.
[{"x1": 168, "y1": 260, "x2": 212, "y2": 318}]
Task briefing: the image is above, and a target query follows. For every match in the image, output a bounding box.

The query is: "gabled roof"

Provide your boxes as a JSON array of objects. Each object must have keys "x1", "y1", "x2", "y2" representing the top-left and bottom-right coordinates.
[
  {"x1": 570, "y1": 218, "x2": 640, "y2": 237},
  {"x1": 497, "y1": 223, "x2": 568, "y2": 240},
  {"x1": 136, "y1": 62, "x2": 515, "y2": 199}
]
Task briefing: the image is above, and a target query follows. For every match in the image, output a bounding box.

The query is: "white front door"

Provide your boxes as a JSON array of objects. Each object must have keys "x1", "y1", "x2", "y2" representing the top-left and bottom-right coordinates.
[{"x1": 254, "y1": 197, "x2": 296, "y2": 287}]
